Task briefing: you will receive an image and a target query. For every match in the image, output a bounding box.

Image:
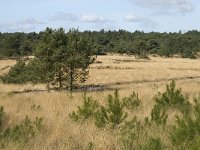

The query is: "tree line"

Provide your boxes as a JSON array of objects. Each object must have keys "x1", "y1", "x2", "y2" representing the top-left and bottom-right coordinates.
[
  {"x1": 0, "y1": 29, "x2": 200, "y2": 59},
  {"x1": 1, "y1": 28, "x2": 200, "y2": 91}
]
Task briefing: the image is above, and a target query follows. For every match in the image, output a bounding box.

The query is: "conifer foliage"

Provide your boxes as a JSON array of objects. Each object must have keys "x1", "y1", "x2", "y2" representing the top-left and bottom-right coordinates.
[
  {"x1": 70, "y1": 90, "x2": 128, "y2": 128},
  {"x1": 2, "y1": 28, "x2": 94, "y2": 91},
  {"x1": 35, "y1": 28, "x2": 94, "y2": 91}
]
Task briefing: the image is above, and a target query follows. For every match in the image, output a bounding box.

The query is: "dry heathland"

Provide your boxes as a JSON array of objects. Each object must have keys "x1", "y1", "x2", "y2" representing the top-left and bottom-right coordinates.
[{"x1": 1, "y1": 55, "x2": 200, "y2": 149}]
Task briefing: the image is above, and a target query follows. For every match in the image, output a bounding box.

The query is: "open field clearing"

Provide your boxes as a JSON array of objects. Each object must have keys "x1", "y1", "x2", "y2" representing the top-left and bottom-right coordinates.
[
  {"x1": 1, "y1": 55, "x2": 200, "y2": 149},
  {"x1": 87, "y1": 55, "x2": 200, "y2": 85},
  {"x1": 1, "y1": 55, "x2": 200, "y2": 93}
]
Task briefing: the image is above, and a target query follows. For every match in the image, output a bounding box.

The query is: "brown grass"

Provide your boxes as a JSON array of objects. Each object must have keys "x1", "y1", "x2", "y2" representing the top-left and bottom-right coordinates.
[
  {"x1": 0, "y1": 60, "x2": 16, "y2": 75},
  {"x1": 0, "y1": 55, "x2": 200, "y2": 149}
]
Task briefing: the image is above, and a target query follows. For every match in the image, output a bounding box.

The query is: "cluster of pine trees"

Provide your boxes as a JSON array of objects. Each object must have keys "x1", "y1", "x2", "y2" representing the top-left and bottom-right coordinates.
[
  {"x1": 1, "y1": 28, "x2": 94, "y2": 91},
  {"x1": 0, "y1": 29, "x2": 200, "y2": 58}
]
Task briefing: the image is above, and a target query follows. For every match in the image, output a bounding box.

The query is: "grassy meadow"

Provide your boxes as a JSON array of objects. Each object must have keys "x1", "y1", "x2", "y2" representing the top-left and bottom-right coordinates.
[{"x1": 1, "y1": 54, "x2": 200, "y2": 149}]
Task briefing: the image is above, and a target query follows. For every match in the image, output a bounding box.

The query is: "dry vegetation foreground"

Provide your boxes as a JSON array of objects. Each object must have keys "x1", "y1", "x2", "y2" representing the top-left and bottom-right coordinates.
[{"x1": 1, "y1": 55, "x2": 200, "y2": 149}]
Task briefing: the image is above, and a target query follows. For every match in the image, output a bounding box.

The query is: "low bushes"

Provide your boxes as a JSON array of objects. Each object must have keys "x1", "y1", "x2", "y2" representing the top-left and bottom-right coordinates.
[
  {"x1": 69, "y1": 94, "x2": 99, "y2": 121},
  {"x1": 145, "y1": 80, "x2": 191, "y2": 127},
  {"x1": 123, "y1": 92, "x2": 141, "y2": 111},
  {"x1": 94, "y1": 90, "x2": 128, "y2": 128},
  {"x1": 1, "y1": 61, "x2": 28, "y2": 84},
  {"x1": 69, "y1": 81, "x2": 200, "y2": 149},
  {"x1": 0, "y1": 106, "x2": 44, "y2": 149},
  {"x1": 1, "y1": 60, "x2": 45, "y2": 84},
  {"x1": 0, "y1": 106, "x2": 5, "y2": 129},
  {"x1": 142, "y1": 137, "x2": 164, "y2": 150},
  {"x1": 69, "y1": 90, "x2": 140, "y2": 128},
  {"x1": 154, "y1": 80, "x2": 191, "y2": 115},
  {"x1": 170, "y1": 97, "x2": 200, "y2": 149},
  {"x1": 119, "y1": 117, "x2": 145, "y2": 150},
  {"x1": 1, "y1": 80, "x2": 200, "y2": 149}
]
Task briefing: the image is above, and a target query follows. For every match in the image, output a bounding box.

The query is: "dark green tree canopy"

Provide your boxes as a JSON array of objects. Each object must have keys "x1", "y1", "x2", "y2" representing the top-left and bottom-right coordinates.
[
  {"x1": 2, "y1": 28, "x2": 95, "y2": 91},
  {"x1": 0, "y1": 29, "x2": 200, "y2": 58}
]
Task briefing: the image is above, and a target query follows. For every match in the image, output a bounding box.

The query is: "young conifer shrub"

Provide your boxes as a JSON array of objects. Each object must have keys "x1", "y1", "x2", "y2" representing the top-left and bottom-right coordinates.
[
  {"x1": 0, "y1": 116, "x2": 44, "y2": 148},
  {"x1": 106, "y1": 90, "x2": 128, "y2": 127},
  {"x1": 7, "y1": 116, "x2": 44, "y2": 143},
  {"x1": 94, "y1": 106, "x2": 108, "y2": 128},
  {"x1": 142, "y1": 137, "x2": 164, "y2": 150},
  {"x1": 1, "y1": 61, "x2": 27, "y2": 84},
  {"x1": 170, "y1": 97, "x2": 200, "y2": 148},
  {"x1": 69, "y1": 111, "x2": 80, "y2": 121},
  {"x1": 86, "y1": 142, "x2": 94, "y2": 150},
  {"x1": 69, "y1": 94, "x2": 99, "y2": 121},
  {"x1": 154, "y1": 80, "x2": 191, "y2": 115},
  {"x1": 150, "y1": 105, "x2": 168, "y2": 126},
  {"x1": 119, "y1": 117, "x2": 144, "y2": 150},
  {"x1": 0, "y1": 106, "x2": 5, "y2": 129},
  {"x1": 123, "y1": 92, "x2": 141, "y2": 111},
  {"x1": 70, "y1": 90, "x2": 130, "y2": 128}
]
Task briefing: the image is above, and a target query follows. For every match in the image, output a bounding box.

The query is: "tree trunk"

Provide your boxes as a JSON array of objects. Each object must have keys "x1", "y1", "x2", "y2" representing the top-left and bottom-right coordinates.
[
  {"x1": 58, "y1": 66, "x2": 62, "y2": 91},
  {"x1": 47, "y1": 81, "x2": 50, "y2": 92},
  {"x1": 69, "y1": 68, "x2": 73, "y2": 92}
]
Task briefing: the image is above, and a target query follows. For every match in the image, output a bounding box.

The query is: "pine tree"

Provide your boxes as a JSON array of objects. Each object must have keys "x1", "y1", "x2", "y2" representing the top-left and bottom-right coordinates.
[
  {"x1": 35, "y1": 28, "x2": 56, "y2": 92},
  {"x1": 35, "y1": 28, "x2": 94, "y2": 91},
  {"x1": 62, "y1": 29, "x2": 94, "y2": 91}
]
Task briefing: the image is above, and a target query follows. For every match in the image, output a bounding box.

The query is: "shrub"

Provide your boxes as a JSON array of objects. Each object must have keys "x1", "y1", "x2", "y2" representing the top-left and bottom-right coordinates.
[
  {"x1": 86, "y1": 142, "x2": 94, "y2": 150},
  {"x1": 123, "y1": 92, "x2": 141, "y2": 111},
  {"x1": 1, "y1": 60, "x2": 48, "y2": 84},
  {"x1": 142, "y1": 137, "x2": 164, "y2": 150},
  {"x1": 119, "y1": 117, "x2": 144, "y2": 150},
  {"x1": 69, "y1": 111, "x2": 80, "y2": 121},
  {"x1": 188, "y1": 136, "x2": 200, "y2": 150},
  {"x1": 70, "y1": 90, "x2": 128, "y2": 128},
  {"x1": 94, "y1": 106, "x2": 108, "y2": 128},
  {"x1": 0, "y1": 106, "x2": 5, "y2": 129},
  {"x1": 150, "y1": 105, "x2": 168, "y2": 126},
  {"x1": 0, "y1": 115, "x2": 44, "y2": 148},
  {"x1": 170, "y1": 97, "x2": 200, "y2": 148},
  {"x1": 2, "y1": 116, "x2": 44, "y2": 143},
  {"x1": 171, "y1": 116, "x2": 196, "y2": 148},
  {"x1": 106, "y1": 90, "x2": 128, "y2": 127},
  {"x1": 10, "y1": 116, "x2": 37, "y2": 142},
  {"x1": 1, "y1": 61, "x2": 27, "y2": 84},
  {"x1": 120, "y1": 118, "x2": 164, "y2": 150},
  {"x1": 154, "y1": 80, "x2": 191, "y2": 115},
  {"x1": 94, "y1": 90, "x2": 128, "y2": 128},
  {"x1": 69, "y1": 94, "x2": 99, "y2": 121}
]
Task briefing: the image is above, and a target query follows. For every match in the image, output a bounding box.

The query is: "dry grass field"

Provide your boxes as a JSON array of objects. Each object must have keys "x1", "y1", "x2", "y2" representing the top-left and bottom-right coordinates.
[{"x1": 1, "y1": 54, "x2": 200, "y2": 149}]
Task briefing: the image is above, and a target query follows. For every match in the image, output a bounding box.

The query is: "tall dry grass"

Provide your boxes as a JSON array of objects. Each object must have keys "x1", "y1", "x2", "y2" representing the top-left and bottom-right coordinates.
[{"x1": 0, "y1": 55, "x2": 200, "y2": 149}]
